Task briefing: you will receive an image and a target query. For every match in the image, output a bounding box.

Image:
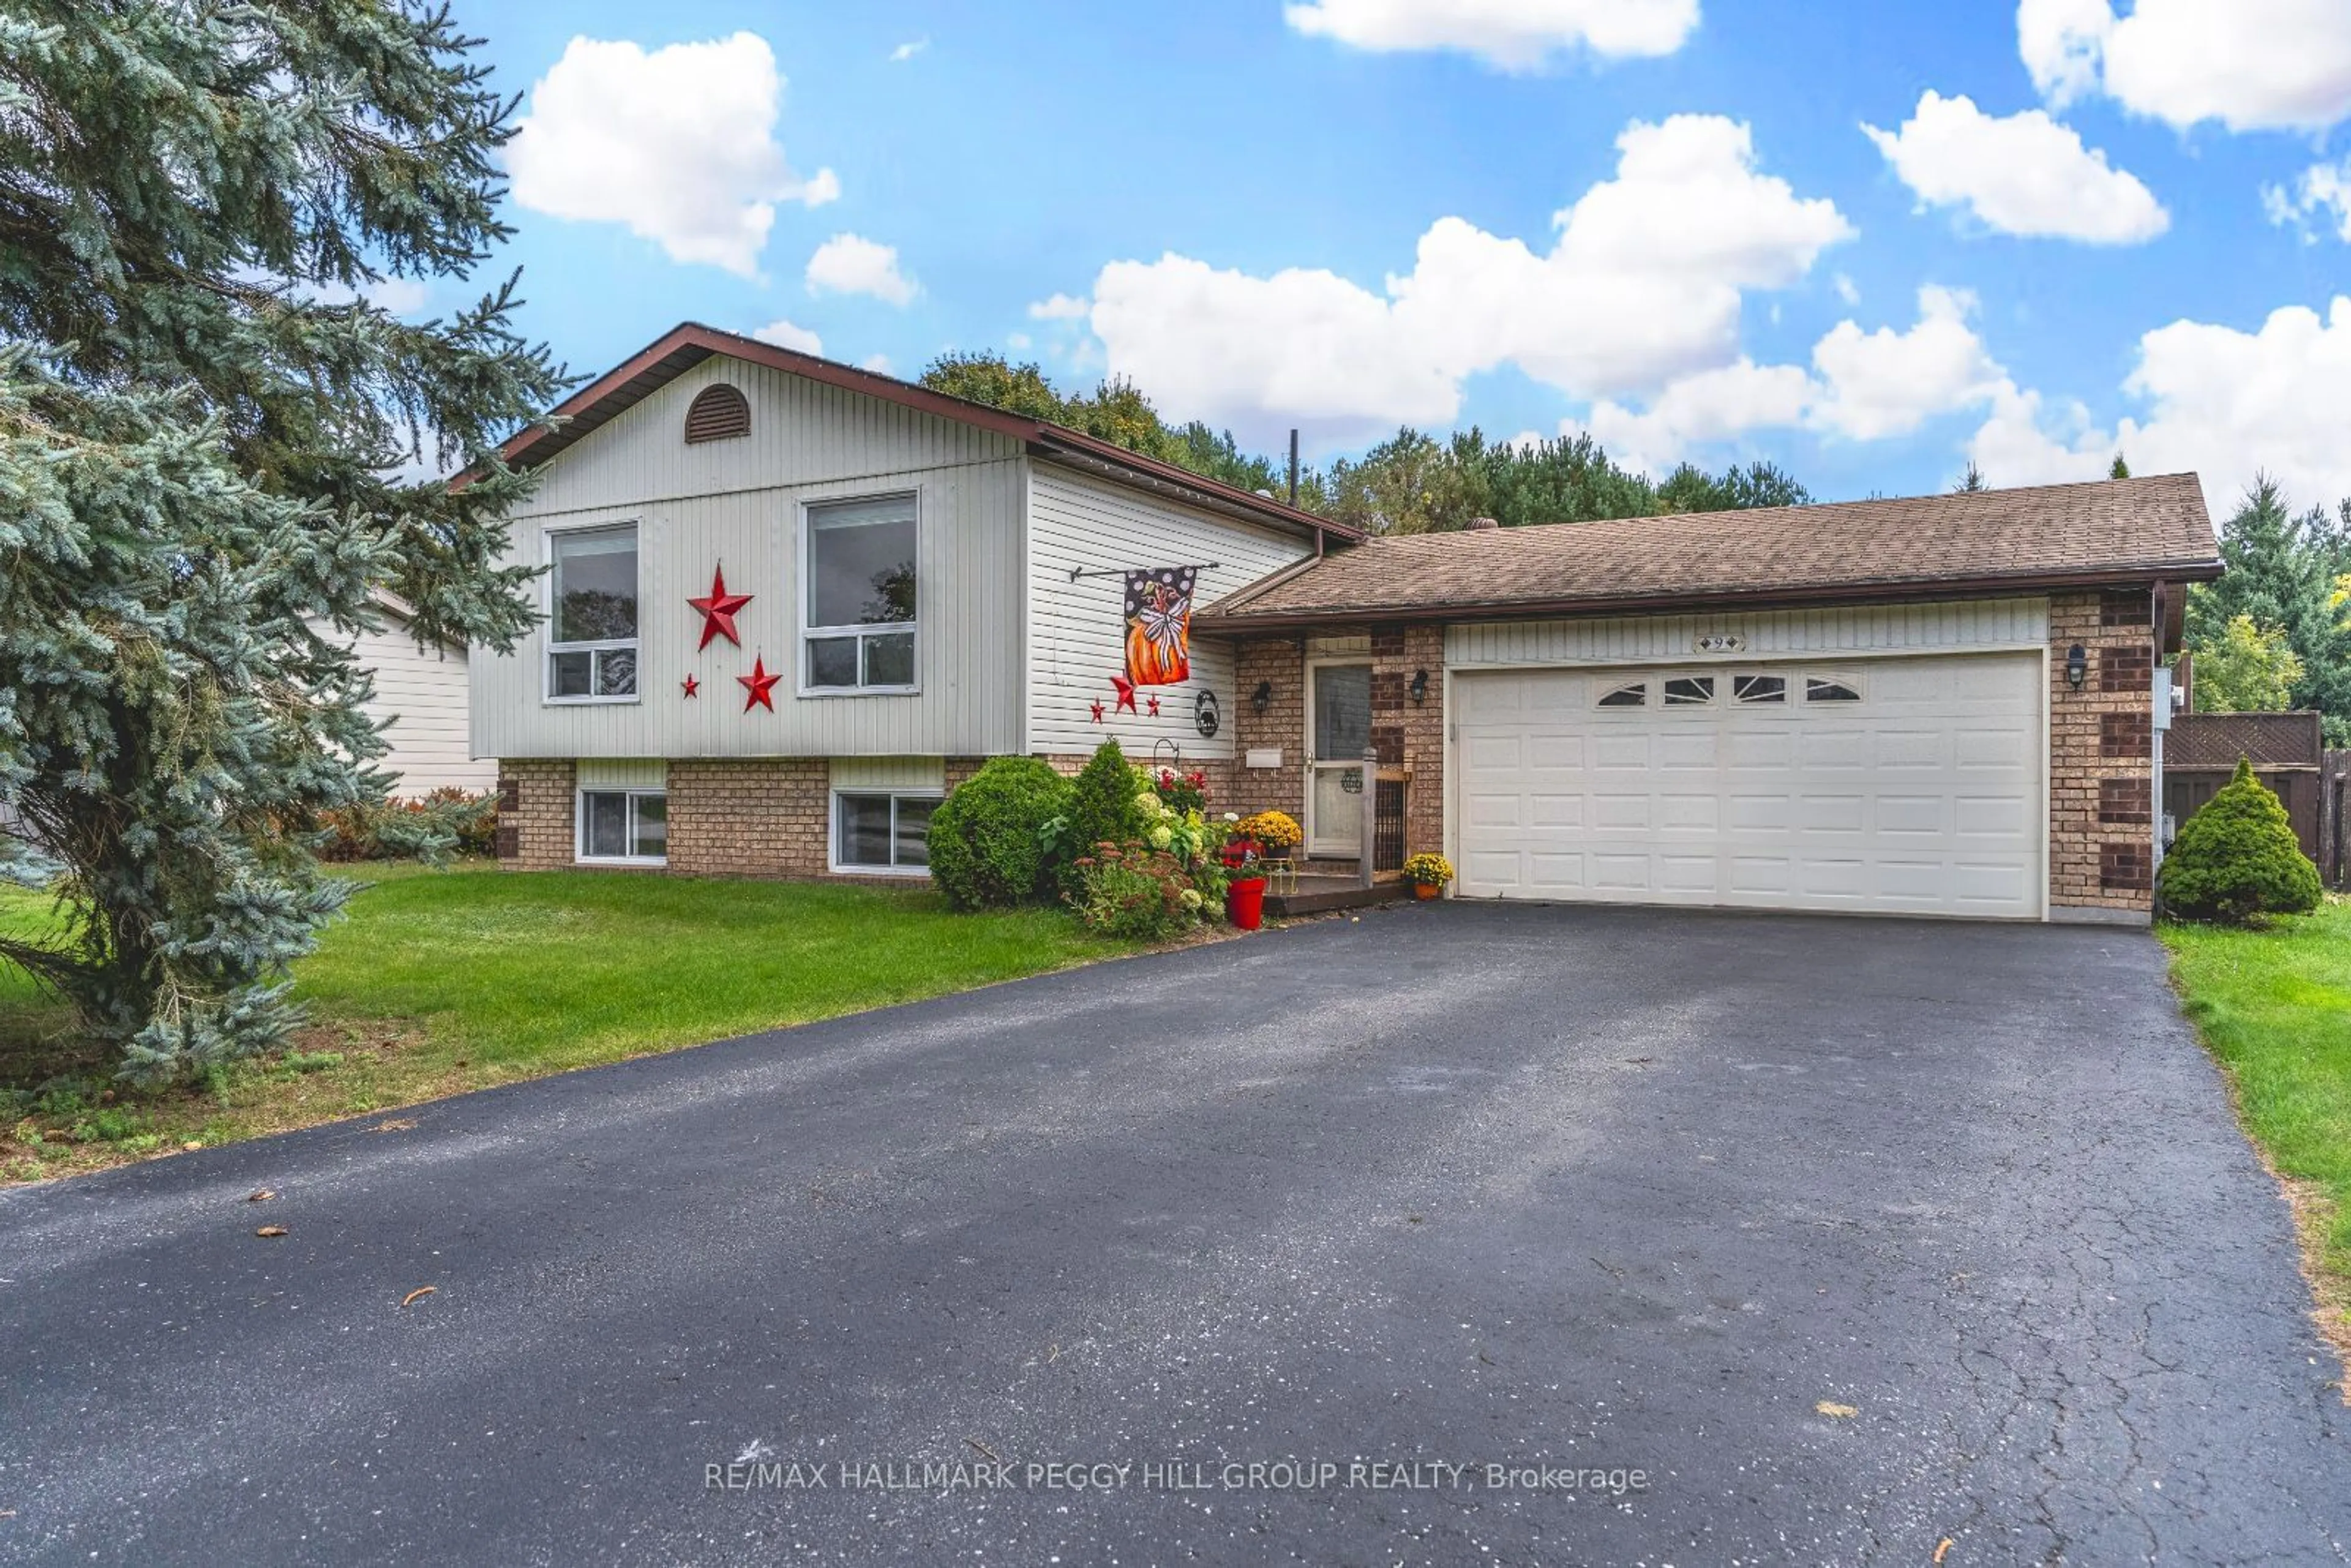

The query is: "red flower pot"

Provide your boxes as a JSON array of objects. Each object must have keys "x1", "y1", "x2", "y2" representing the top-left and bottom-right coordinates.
[{"x1": 1226, "y1": 876, "x2": 1267, "y2": 930}]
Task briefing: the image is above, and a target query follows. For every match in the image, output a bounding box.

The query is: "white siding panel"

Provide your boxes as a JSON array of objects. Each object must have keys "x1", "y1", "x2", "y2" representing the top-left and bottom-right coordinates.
[
  {"x1": 1026, "y1": 464, "x2": 1311, "y2": 759},
  {"x1": 472, "y1": 357, "x2": 1025, "y2": 760},
  {"x1": 1445, "y1": 598, "x2": 2049, "y2": 668},
  {"x1": 831, "y1": 756, "x2": 945, "y2": 791},
  {"x1": 351, "y1": 622, "x2": 496, "y2": 794}
]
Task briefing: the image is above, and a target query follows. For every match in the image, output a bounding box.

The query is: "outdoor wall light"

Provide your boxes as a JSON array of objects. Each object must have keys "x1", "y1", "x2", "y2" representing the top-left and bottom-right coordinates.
[
  {"x1": 1409, "y1": 668, "x2": 1430, "y2": 704},
  {"x1": 2065, "y1": 643, "x2": 2088, "y2": 690},
  {"x1": 1251, "y1": 679, "x2": 1272, "y2": 713}
]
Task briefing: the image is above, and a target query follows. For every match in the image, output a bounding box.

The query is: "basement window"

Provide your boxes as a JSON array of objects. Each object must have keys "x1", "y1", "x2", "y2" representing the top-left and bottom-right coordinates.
[
  {"x1": 1595, "y1": 679, "x2": 1648, "y2": 708},
  {"x1": 577, "y1": 787, "x2": 666, "y2": 865},
  {"x1": 833, "y1": 792, "x2": 938, "y2": 874}
]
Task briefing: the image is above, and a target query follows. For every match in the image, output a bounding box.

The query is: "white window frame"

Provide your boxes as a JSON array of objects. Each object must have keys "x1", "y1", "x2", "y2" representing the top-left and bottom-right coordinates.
[
  {"x1": 1660, "y1": 673, "x2": 1718, "y2": 708},
  {"x1": 800, "y1": 492, "x2": 920, "y2": 697},
  {"x1": 544, "y1": 521, "x2": 643, "y2": 707},
  {"x1": 828, "y1": 789, "x2": 940, "y2": 876},
  {"x1": 574, "y1": 785, "x2": 667, "y2": 866}
]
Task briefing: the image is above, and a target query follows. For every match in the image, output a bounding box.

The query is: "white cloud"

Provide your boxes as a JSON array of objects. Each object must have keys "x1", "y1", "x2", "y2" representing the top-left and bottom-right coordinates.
[
  {"x1": 1969, "y1": 297, "x2": 2351, "y2": 507},
  {"x1": 1086, "y1": 115, "x2": 1851, "y2": 445},
  {"x1": 1575, "y1": 286, "x2": 2006, "y2": 470},
  {"x1": 1863, "y1": 91, "x2": 2167, "y2": 243},
  {"x1": 1027, "y1": 293, "x2": 1091, "y2": 320},
  {"x1": 806, "y1": 234, "x2": 918, "y2": 306},
  {"x1": 2019, "y1": 0, "x2": 2351, "y2": 131},
  {"x1": 890, "y1": 37, "x2": 929, "y2": 62},
  {"x1": 507, "y1": 34, "x2": 838, "y2": 277},
  {"x1": 751, "y1": 318, "x2": 823, "y2": 356},
  {"x1": 1583, "y1": 361, "x2": 1817, "y2": 475},
  {"x1": 1832, "y1": 272, "x2": 1859, "y2": 306},
  {"x1": 1006, "y1": 331, "x2": 1033, "y2": 351},
  {"x1": 1810, "y1": 286, "x2": 2004, "y2": 438},
  {"x1": 1283, "y1": 0, "x2": 1698, "y2": 69},
  {"x1": 860, "y1": 354, "x2": 896, "y2": 376},
  {"x1": 2265, "y1": 157, "x2": 2351, "y2": 242}
]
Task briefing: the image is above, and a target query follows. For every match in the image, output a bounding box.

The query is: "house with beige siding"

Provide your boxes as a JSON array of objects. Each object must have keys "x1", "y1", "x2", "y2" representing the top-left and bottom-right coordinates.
[
  {"x1": 345, "y1": 593, "x2": 497, "y2": 796},
  {"x1": 474, "y1": 324, "x2": 2219, "y2": 925}
]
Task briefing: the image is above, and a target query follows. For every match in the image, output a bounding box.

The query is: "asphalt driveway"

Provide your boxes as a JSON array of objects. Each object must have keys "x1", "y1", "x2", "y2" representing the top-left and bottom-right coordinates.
[{"x1": 2, "y1": 904, "x2": 2347, "y2": 1565}]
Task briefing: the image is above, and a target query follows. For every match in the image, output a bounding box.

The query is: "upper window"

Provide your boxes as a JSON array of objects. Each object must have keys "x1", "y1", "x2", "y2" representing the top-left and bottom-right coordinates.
[
  {"x1": 1596, "y1": 679, "x2": 1648, "y2": 708},
  {"x1": 1805, "y1": 675, "x2": 1863, "y2": 704},
  {"x1": 684, "y1": 384, "x2": 751, "y2": 444},
  {"x1": 1733, "y1": 673, "x2": 1788, "y2": 705},
  {"x1": 835, "y1": 792, "x2": 936, "y2": 874},
  {"x1": 1662, "y1": 675, "x2": 1715, "y2": 707},
  {"x1": 805, "y1": 495, "x2": 917, "y2": 692},
  {"x1": 547, "y1": 524, "x2": 639, "y2": 702}
]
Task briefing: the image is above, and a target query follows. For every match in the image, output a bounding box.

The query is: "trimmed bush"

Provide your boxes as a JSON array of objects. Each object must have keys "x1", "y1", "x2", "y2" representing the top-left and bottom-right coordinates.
[
  {"x1": 2158, "y1": 757, "x2": 2323, "y2": 925},
  {"x1": 1059, "y1": 740, "x2": 1149, "y2": 888},
  {"x1": 925, "y1": 757, "x2": 1071, "y2": 910},
  {"x1": 317, "y1": 789, "x2": 497, "y2": 862}
]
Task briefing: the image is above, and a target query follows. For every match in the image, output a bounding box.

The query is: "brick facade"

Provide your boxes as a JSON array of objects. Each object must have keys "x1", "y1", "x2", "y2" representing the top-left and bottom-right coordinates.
[
  {"x1": 1371, "y1": 623, "x2": 1446, "y2": 860},
  {"x1": 2050, "y1": 589, "x2": 2156, "y2": 917},
  {"x1": 666, "y1": 759, "x2": 830, "y2": 877},
  {"x1": 1230, "y1": 637, "x2": 1311, "y2": 822},
  {"x1": 495, "y1": 759, "x2": 575, "y2": 870}
]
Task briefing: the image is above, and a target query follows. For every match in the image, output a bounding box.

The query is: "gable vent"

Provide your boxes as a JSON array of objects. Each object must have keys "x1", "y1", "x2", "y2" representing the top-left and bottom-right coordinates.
[{"x1": 684, "y1": 383, "x2": 751, "y2": 444}]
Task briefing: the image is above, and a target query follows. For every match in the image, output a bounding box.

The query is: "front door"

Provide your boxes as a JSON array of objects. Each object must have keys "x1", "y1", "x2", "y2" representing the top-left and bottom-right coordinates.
[{"x1": 1307, "y1": 662, "x2": 1373, "y2": 858}]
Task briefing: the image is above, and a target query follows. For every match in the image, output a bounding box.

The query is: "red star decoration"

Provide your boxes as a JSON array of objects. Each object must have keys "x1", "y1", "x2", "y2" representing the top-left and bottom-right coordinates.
[
  {"x1": 738, "y1": 654, "x2": 781, "y2": 712},
  {"x1": 1110, "y1": 673, "x2": 1139, "y2": 714},
  {"x1": 1090, "y1": 699, "x2": 1106, "y2": 723},
  {"x1": 681, "y1": 673, "x2": 700, "y2": 698},
  {"x1": 688, "y1": 565, "x2": 754, "y2": 650},
  {"x1": 1146, "y1": 694, "x2": 1161, "y2": 717}
]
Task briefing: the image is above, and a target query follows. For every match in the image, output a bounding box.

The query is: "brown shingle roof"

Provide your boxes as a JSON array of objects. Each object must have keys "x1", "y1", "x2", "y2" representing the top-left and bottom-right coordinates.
[{"x1": 1202, "y1": 473, "x2": 2221, "y2": 627}]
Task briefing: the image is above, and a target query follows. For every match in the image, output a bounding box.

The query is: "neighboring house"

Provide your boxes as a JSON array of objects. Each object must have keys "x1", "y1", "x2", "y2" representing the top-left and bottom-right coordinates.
[
  {"x1": 352, "y1": 592, "x2": 497, "y2": 796},
  {"x1": 472, "y1": 323, "x2": 2220, "y2": 926}
]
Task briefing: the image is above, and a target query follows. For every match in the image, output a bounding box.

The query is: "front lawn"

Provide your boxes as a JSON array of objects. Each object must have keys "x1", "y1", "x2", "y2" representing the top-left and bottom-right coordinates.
[
  {"x1": 2161, "y1": 899, "x2": 2351, "y2": 1356},
  {"x1": 1, "y1": 865, "x2": 1136, "y2": 1182}
]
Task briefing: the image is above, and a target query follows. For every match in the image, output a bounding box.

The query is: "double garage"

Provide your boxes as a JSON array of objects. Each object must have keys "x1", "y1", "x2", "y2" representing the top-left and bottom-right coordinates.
[{"x1": 1449, "y1": 651, "x2": 2044, "y2": 919}]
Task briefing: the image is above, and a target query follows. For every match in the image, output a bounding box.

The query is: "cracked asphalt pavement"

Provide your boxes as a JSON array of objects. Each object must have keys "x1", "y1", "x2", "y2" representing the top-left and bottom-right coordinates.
[{"x1": 2, "y1": 902, "x2": 2347, "y2": 1564}]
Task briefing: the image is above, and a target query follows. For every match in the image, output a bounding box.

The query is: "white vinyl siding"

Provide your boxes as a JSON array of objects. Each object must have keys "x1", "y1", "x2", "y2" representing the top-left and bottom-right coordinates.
[
  {"x1": 1025, "y1": 463, "x2": 1312, "y2": 760},
  {"x1": 471, "y1": 356, "x2": 1023, "y2": 760},
  {"x1": 1447, "y1": 598, "x2": 2049, "y2": 669},
  {"x1": 348, "y1": 618, "x2": 495, "y2": 795}
]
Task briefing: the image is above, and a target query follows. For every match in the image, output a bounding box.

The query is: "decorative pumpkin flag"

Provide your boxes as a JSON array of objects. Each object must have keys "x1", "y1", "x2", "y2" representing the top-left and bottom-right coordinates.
[{"x1": 1123, "y1": 567, "x2": 1197, "y2": 686}]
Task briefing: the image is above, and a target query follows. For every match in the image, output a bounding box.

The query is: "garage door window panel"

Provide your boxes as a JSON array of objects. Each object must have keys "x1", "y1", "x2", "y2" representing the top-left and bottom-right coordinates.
[
  {"x1": 1733, "y1": 673, "x2": 1787, "y2": 705},
  {"x1": 1596, "y1": 680, "x2": 1648, "y2": 708},
  {"x1": 1805, "y1": 675, "x2": 1864, "y2": 703},
  {"x1": 1663, "y1": 676, "x2": 1715, "y2": 707}
]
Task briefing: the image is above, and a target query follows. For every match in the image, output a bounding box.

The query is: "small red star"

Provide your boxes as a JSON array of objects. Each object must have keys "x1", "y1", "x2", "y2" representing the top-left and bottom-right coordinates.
[
  {"x1": 1110, "y1": 673, "x2": 1138, "y2": 714},
  {"x1": 1089, "y1": 699, "x2": 1106, "y2": 723},
  {"x1": 688, "y1": 564, "x2": 754, "y2": 650},
  {"x1": 738, "y1": 654, "x2": 781, "y2": 712},
  {"x1": 681, "y1": 673, "x2": 700, "y2": 698},
  {"x1": 1146, "y1": 694, "x2": 1161, "y2": 717}
]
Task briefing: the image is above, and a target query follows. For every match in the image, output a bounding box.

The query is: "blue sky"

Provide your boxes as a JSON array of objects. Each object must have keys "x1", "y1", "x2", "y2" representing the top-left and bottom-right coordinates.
[{"x1": 444, "y1": 0, "x2": 2351, "y2": 512}]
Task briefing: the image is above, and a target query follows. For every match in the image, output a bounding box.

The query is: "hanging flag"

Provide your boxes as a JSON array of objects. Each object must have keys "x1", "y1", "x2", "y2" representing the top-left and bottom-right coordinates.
[{"x1": 1123, "y1": 567, "x2": 1197, "y2": 686}]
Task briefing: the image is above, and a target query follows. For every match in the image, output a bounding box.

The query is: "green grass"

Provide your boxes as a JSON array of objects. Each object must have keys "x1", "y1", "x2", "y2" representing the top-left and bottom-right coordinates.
[
  {"x1": 0, "y1": 864, "x2": 1137, "y2": 1181},
  {"x1": 2161, "y1": 899, "x2": 2351, "y2": 1352}
]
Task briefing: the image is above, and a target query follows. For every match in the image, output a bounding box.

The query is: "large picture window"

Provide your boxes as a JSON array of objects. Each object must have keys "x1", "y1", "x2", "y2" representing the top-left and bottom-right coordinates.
[
  {"x1": 577, "y1": 787, "x2": 666, "y2": 863},
  {"x1": 804, "y1": 495, "x2": 917, "y2": 692},
  {"x1": 548, "y1": 524, "x2": 639, "y2": 701},
  {"x1": 833, "y1": 792, "x2": 936, "y2": 874}
]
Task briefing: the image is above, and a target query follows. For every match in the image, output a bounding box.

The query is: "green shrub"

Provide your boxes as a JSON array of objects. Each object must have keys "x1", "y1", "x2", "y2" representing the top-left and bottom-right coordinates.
[
  {"x1": 2158, "y1": 757, "x2": 2323, "y2": 925},
  {"x1": 317, "y1": 788, "x2": 497, "y2": 861},
  {"x1": 1070, "y1": 841, "x2": 1206, "y2": 940},
  {"x1": 926, "y1": 757, "x2": 1072, "y2": 909},
  {"x1": 1060, "y1": 740, "x2": 1149, "y2": 889}
]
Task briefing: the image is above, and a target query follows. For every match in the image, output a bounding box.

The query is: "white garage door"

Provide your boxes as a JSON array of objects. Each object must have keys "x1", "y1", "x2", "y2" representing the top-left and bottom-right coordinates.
[{"x1": 1453, "y1": 655, "x2": 2043, "y2": 918}]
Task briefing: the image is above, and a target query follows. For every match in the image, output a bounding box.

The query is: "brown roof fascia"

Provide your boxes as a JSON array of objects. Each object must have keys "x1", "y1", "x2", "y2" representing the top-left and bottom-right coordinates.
[
  {"x1": 464, "y1": 323, "x2": 1359, "y2": 543},
  {"x1": 1199, "y1": 560, "x2": 2224, "y2": 634}
]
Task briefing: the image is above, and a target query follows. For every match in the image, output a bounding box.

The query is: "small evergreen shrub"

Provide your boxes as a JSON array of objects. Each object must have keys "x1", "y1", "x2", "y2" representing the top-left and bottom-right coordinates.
[
  {"x1": 2158, "y1": 757, "x2": 2322, "y2": 925},
  {"x1": 316, "y1": 789, "x2": 497, "y2": 862},
  {"x1": 926, "y1": 757, "x2": 1072, "y2": 910},
  {"x1": 1060, "y1": 740, "x2": 1149, "y2": 888}
]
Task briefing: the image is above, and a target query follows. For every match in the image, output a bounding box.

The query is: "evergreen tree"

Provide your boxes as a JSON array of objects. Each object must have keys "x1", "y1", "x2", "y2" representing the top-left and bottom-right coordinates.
[
  {"x1": 0, "y1": 3, "x2": 564, "y2": 1081},
  {"x1": 2186, "y1": 478, "x2": 2351, "y2": 740},
  {"x1": 1655, "y1": 460, "x2": 1812, "y2": 514},
  {"x1": 2109, "y1": 452, "x2": 2131, "y2": 479}
]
